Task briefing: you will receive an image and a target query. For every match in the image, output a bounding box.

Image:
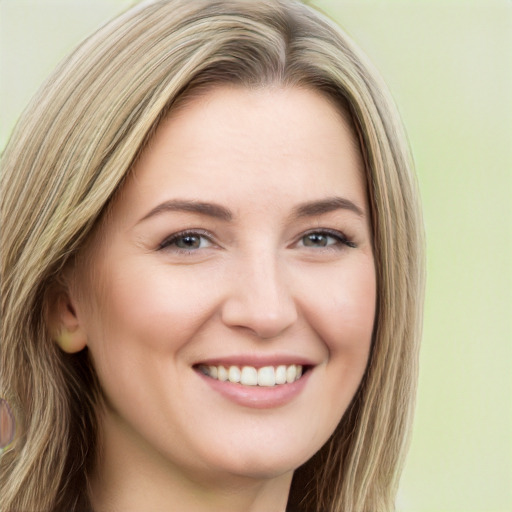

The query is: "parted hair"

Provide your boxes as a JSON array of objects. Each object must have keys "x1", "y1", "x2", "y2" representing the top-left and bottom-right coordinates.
[{"x1": 0, "y1": 1, "x2": 424, "y2": 511}]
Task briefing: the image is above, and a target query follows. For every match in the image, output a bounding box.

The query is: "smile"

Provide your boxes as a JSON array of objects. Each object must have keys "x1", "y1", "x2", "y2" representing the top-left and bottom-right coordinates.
[{"x1": 197, "y1": 364, "x2": 304, "y2": 387}]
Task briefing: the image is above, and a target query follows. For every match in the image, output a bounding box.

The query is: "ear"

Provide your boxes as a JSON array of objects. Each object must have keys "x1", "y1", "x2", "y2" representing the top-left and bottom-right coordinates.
[{"x1": 47, "y1": 284, "x2": 88, "y2": 354}]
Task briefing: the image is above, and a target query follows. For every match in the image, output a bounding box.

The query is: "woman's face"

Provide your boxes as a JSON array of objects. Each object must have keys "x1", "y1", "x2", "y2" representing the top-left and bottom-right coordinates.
[{"x1": 71, "y1": 86, "x2": 376, "y2": 484}]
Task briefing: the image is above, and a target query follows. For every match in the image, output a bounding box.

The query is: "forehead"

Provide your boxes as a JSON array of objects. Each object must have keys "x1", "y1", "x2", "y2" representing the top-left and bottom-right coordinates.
[{"x1": 110, "y1": 85, "x2": 366, "y2": 225}]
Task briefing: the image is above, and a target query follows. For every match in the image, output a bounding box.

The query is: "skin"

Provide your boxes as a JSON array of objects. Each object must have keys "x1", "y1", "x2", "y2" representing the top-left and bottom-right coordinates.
[{"x1": 55, "y1": 86, "x2": 376, "y2": 512}]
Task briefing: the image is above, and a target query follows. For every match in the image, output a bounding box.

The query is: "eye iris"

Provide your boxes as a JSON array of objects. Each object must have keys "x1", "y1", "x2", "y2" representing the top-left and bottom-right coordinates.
[
  {"x1": 304, "y1": 233, "x2": 328, "y2": 247},
  {"x1": 176, "y1": 235, "x2": 201, "y2": 249}
]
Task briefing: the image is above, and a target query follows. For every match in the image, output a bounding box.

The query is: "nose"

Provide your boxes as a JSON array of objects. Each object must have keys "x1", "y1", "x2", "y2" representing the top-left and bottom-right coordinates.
[{"x1": 220, "y1": 253, "x2": 298, "y2": 340}]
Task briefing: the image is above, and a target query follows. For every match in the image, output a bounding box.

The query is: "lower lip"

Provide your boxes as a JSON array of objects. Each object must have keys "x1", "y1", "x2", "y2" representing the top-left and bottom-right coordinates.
[{"x1": 196, "y1": 370, "x2": 311, "y2": 409}]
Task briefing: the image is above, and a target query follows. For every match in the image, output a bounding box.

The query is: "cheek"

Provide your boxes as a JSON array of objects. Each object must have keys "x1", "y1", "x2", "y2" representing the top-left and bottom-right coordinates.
[
  {"x1": 79, "y1": 263, "x2": 219, "y2": 421},
  {"x1": 288, "y1": 257, "x2": 376, "y2": 445},
  {"x1": 84, "y1": 264, "x2": 214, "y2": 353},
  {"x1": 299, "y1": 256, "x2": 376, "y2": 356},
  {"x1": 297, "y1": 256, "x2": 375, "y2": 419}
]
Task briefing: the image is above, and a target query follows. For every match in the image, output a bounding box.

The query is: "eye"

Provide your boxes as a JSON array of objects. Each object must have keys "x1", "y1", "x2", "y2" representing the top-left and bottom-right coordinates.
[
  {"x1": 159, "y1": 231, "x2": 213, "y2": 251},
  {"x1": 298, "y1": 230, "x2": 356, "y2": 249}
]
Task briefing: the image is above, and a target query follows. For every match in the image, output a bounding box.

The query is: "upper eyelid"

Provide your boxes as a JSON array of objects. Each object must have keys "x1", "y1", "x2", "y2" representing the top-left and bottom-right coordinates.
[
  {"x1": 300, "y1": 228, "x2": 347, "y2": 237},
  {"x1": 296, "y1": 228, "x2": 352, "y2": 241}
]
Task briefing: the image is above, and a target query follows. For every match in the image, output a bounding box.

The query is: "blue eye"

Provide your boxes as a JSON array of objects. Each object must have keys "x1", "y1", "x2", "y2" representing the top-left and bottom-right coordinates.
[
  {"x1": 299, "y1": 230, "x2": 356, "y2": 249},
  {"x1": 159, "y1": 231, "x2": 213, "y2": 251}
]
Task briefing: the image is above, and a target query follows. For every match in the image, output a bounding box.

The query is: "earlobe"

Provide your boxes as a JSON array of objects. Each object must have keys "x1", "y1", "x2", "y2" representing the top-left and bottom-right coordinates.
[
  {"x1": 55, "y1": 326, "x2": 87, "y2": 354},
  {"x1": 48, "y1": 289, "x2": 88, "y2": 354}
]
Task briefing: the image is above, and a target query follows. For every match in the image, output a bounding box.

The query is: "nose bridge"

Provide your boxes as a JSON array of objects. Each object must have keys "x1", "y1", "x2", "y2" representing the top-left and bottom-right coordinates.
[{"x1": 221, "y1": 247, "x2": 298, "y2": 339}]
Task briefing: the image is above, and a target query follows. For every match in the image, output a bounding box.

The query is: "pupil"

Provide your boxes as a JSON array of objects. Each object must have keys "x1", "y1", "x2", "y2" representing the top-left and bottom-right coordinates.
[
  {"x1": 178, "y1": 235, "x2": 200, "y2": 248},
  {"x1": 305, "y1": 233, "x2": 327, "y2": 247}
]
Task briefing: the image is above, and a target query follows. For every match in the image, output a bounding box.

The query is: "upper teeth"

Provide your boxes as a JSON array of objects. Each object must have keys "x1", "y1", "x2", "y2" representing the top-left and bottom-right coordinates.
[{"x1": 199, "y1": 364, "x2": 303, "y2": 387}]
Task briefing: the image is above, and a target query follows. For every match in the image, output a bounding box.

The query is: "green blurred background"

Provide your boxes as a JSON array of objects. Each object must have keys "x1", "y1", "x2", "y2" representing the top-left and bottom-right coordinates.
[{"x1": 1, "y1": 1, "x2": 510, "y2": 510}]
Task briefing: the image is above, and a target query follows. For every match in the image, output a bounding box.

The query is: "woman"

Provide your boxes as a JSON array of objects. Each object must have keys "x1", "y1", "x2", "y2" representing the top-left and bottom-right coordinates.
[{"x1": 0, "y1": 0, "x2": 424, "y2": 511}]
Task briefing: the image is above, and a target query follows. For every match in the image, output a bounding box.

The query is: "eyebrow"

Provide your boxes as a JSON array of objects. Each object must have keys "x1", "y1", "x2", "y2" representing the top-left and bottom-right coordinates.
[
  {"x1": 138, "y1": 196, "x2": 364, "y2": 224},
  {"x1": 139, "y1": 200, "x2": 233, "y2": 223},
  {"x1": 292, "y1": 197, "x2": 365, "y2": 219}
]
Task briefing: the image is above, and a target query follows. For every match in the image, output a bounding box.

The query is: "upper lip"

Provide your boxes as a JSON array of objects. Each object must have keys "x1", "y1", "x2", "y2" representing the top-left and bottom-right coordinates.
[{"x1": 193, "y1": 355, "x2": 317, "y2": 368}]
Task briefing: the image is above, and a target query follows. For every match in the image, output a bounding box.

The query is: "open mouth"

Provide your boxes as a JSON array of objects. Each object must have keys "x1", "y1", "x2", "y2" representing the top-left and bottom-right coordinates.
[{"x1": 195, "y1": 363, "x2": 311, "y2": 387}]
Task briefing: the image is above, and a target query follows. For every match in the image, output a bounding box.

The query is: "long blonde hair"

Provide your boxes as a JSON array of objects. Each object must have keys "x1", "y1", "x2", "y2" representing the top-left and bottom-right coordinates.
[{"x1": 0, "y1": 1, "x2": 424, "y2": 510}]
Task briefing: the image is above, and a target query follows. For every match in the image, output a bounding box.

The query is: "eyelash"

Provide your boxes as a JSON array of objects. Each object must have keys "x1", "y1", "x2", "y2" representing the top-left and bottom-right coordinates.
[{"x1": 157, "y1": 228, "x2": 356, "y2": 253}]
